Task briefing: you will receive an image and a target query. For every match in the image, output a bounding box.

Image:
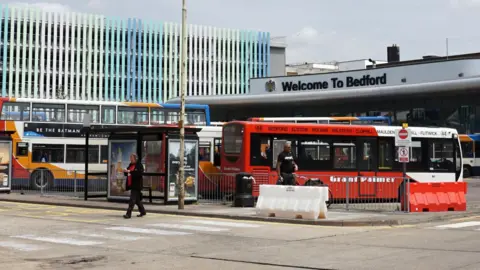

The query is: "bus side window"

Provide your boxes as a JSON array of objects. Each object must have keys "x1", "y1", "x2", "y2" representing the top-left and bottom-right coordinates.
[
  {"x1": 16, "y1": 142, "x2": 29, "y2": 156},
  {"x1": 250, "y1": 134, "x2": 272, "y2": 167},
  {"x1": 461, "y1": 141, "x2": 473, "y2": 158},
  {"x1": 213, "y1": 138, "x2": 221, "y2": 167},
  {"x1": 199, "y1": 143, "x2": 211, "y2": 162},
  {"x1": 378, "y1": 139, "x2": 393, "y2": 170}
]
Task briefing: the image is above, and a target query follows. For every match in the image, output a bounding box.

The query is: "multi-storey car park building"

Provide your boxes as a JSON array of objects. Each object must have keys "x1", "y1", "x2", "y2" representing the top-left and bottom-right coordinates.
[{"x1": 0, "y1": 5, "x2": 287, "y2": 103}]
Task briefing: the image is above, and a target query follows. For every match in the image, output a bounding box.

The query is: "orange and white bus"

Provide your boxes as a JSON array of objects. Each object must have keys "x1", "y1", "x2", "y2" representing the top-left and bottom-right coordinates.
[
  {"x1": 0, "y1": 97, "x2": 212, "y2": 190},
  {"x1": 220, "y1": 121, "x2": 462, "y2": 201}
]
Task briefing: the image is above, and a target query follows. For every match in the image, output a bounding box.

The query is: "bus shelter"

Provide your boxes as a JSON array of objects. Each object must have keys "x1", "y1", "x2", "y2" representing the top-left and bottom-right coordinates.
[
  {"x1": 87, "y1": 125, "x2": 201, "y2": 204},
  {"x1": 0, "y1": 131, "x2": 15, "y2": 194}
]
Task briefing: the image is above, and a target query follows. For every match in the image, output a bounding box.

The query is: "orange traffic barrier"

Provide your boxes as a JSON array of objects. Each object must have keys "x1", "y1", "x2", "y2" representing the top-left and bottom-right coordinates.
[{"x1": 401, "y1": 182, "x2": 467, "y2": 212}]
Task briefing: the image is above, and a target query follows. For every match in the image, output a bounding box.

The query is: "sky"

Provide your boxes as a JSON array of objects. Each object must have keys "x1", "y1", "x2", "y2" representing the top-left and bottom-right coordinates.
[{"x1": 3, "y1": 0, "x2": 480, "y2": 64}]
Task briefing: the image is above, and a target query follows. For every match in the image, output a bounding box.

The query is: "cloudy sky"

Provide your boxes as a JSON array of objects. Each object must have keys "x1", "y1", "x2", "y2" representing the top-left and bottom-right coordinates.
[{"x1": 3, "y1": 0, "x2": 480, "y2": 63}]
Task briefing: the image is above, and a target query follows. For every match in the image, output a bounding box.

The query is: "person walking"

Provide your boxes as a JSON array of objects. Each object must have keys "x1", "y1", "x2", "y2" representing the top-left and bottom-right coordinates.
[{"x1": 123, "y1": 153, "x2": 146, "y2": 219}]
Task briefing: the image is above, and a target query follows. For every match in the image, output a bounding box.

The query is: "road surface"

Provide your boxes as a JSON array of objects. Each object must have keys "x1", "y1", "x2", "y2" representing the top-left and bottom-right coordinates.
[{"x1": 1, "y1": 202, "x2": 480, "y2": 269}]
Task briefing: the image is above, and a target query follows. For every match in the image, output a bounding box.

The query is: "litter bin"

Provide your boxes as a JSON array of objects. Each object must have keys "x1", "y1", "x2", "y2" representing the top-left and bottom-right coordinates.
[{"x1": 234, "y1": 173, "x2": 255, "y2": 207}]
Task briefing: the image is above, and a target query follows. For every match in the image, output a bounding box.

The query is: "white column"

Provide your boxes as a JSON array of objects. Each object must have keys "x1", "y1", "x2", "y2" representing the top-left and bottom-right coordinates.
[
  {"x1": 162, "y1": 23, "x2": 168, "y2": 102},
  {"x1": 173, "y1": 23, "x2": 178, "y2": 98},
  {"x1": 39, "y1": 11, "x2": 46, "y2": 99},
  {"x1": 221, "y1": 28, "x2": 226, "y2": 95},
  {"x1": 92, "y1": 15, "x2": 98, "y2": 101},
  {"x1": 187, "y1": 24, "x2": 192, "y2": 96},
  {"x1": 207, "y1": 26, "x2": 212, "y2": 96},
  {"x1": 235, "y1": 30, "x2": 240, "y2": 95},
  {"x1": 52, "y1": 12, "x2": 58, "y2": 99},
  {"x1": 202, "y1": 26, "x2": 207, "y2": 96},
  {"x1": 82, "y1": 14, "x2": 87, "y2": 100},
  {"x1": 216, "y1": 28, "x2": 221, "y2": 96},
  {"x1": 28, "y1": 9, "x2": 34, "y2": 98},
  {"x1": 76, "y1": 13, "x2": 81, "y2": 100},
  {"x1": 65, "y1": 12, "x2": 71, "y2": 100},
  {"x1": 167, "y1": 23, "x2": 173, "y2": 99},
  {"x1": 86, "y1": 15, "x2": 93, "y2": 100},
  {"x1": 99, "y1": 16, "x2": 104, "y2": 101},
  {"x1": 226, "y1": 29, "x2": 231, "y2": 95},
  {"x1": 21, "y1": 8, "x2": 28, "y2": 98},
  {"x1": 46, "y1": 12, "x2": 52, "y2": 99},
  {"x1": 8, "y1": 7, "x2": 15, "y2": 98},
  {"x1": 15, "y1": 8, "x2": 21, "y2": 98},
  {"x1": 198, "y1": 26, "x2": 203, "y2": 96},
  {"x1": 192, "y1": 25, "x2": 198, "y2": 96},
  {"x1": 59, "y1": 12, "x2": 64, "y2": 99},
  {"x1": 212, "y1": 27, "x2": 217, "y2": 96},
  {"x1": 34, "y1": 10, "x2": 40, "y2": 99}
]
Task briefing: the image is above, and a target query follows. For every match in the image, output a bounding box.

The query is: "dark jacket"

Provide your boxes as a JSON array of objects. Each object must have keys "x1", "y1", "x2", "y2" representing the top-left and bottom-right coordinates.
[{"x1": 124, "y1": 162, "x2": 144, "y2": 191}]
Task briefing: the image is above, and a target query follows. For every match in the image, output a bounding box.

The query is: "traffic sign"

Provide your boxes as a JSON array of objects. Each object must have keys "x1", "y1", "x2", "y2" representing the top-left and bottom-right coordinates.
[
  {"x1": 398, "y1": 146, "x2": 410, "y2": 163},
  {"x1": 395, "y1": 128, "x2": 412, "y2": 147}
]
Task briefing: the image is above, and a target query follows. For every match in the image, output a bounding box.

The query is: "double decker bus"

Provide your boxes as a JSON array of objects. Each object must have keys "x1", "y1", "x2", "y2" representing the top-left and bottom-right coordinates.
[
  {"x1": 220, "y1": 121, "x2": 462, "y2": 202},
  {"x1": 459, "y1": 134, "x2": 480, "y2": 177},
  {"x1": 0, "y1": 97, "x2": 212, "y2": 189},
  {"x1": 248, "y1": 116, "x2": 392, "y2": 126}
]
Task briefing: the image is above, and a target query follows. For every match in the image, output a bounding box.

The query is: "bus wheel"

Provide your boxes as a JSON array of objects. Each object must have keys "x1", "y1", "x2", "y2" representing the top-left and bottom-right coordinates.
[
  {"x1": 463, "y1": 166, "x2": 472, "y2": 178},
  {"x1": 30, "y1": 169, "x2": 54, "y2": 190}
]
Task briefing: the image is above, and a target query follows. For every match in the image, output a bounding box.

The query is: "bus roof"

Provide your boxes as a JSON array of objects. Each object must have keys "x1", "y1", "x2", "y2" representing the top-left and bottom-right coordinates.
[
  {"x1": 2, "y1": 98, "x2": 210, "y2": 109},
  {"x1": 228, "y1": 121, "x2": 458, "y2": 139},
  {"x1": 459, "y1": 134, "x2": 480, "y2": 142}
]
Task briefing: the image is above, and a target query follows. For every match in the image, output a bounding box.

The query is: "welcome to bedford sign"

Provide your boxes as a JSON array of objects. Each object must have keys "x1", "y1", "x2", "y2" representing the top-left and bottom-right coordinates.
[{"x1": 264, "y1": 73, "x2": 387, "y2": 93}]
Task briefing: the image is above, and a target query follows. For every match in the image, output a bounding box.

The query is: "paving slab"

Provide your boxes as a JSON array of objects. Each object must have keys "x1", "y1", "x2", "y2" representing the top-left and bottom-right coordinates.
[{"x1": 1, "y1": 192, "x2": 480, "y2": 227}]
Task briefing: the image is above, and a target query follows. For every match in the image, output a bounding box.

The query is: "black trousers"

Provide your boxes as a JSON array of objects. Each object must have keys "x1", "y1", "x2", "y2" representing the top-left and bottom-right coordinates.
[
  {"x1": 126, "y1": 189, "x2": 146, "y2": 216},
  {"x1": 281, "y1": 173, "x2": 296, "y2": 186}
]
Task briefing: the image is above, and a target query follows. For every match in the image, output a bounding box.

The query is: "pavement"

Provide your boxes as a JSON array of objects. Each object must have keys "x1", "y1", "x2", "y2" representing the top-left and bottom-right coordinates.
[
  {"x1": 1, "y1": 201, "x2": 480, "y2": 269},
  {"x1": 0, "y1": 178, "x2": 479, "y2": 227}
]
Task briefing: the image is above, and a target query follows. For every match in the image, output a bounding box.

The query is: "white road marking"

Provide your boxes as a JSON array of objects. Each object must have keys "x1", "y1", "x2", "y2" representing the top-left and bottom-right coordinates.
[
  {"x1": 434, "y1": 221, "x2": 480, "y2": 229},
  {"x1": 12, "y1": 235, "x2": 103, "y2": 246},
  {"x1": 0, "y1": 241, "x2": 47, "y2": 251},
  {"x1": 105, "y1": 227, "x2": 191, "y2": 236},
  {"x1": 59, "y1": 231, "x2": 145, "y2": 241},
  {"x1": 185, "y1": 219, "x2": 261, "y2": 228},
  {"x1": 148, "y1": 223, "x2": 229, "y2": 232}
]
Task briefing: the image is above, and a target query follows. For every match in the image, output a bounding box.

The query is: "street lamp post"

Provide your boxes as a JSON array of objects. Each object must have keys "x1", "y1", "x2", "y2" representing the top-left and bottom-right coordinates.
[
  {"x1": 178, "y1": 0, "x2": 187, "y2": 209},
  {"x1": 81, "y1": 114, "x2": 91, "y2": 201}
]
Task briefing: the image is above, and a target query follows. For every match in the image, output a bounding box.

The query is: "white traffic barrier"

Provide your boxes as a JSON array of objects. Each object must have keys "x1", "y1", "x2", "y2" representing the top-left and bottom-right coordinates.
[{"x1": 255, "y1": 185, "x2": 329, "y2": 220}]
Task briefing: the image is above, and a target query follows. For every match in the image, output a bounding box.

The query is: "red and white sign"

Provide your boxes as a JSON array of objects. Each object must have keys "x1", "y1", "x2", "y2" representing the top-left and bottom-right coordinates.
[
  {"x1": 398, "y1": 146, "x2": 410, "y2": 163},
  {"x1": 395, "y1": 128, "x2": 412, "y2": 147}
]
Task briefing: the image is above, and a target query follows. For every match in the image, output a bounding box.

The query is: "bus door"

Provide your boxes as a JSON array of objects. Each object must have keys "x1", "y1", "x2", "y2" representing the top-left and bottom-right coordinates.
[
  {"x1": 0, "y1": 137, "x2": 12, "y2": 193},
  {"x1": 357, "y1": 137, "x2": 378, "y2": 198}
]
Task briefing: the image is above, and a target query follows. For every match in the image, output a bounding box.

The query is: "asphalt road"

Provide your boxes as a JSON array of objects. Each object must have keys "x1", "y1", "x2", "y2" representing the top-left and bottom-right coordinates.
[{"x1": 0, "y1": 202, "x2": 480, "y2": 270}]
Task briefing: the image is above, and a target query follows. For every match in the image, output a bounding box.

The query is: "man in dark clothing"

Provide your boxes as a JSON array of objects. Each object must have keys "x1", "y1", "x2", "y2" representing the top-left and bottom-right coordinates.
[
  {"x1": 276, "y1": 142, "x2": 298, "y2": 185},
  {"x1": 123, "y1": 153, "x2": 146, "y2": 219}
]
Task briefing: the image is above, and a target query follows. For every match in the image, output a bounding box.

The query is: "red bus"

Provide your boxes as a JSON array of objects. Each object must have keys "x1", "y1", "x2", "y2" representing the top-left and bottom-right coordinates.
[{"x1": 220, "y1": 121, "x2": 463, "y2": 202}]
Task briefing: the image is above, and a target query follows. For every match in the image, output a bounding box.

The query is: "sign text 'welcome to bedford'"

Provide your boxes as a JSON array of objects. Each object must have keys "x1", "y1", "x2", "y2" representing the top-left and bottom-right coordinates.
[{"x1": 281, "y1": 73, "x2": 387, "y2": 91}]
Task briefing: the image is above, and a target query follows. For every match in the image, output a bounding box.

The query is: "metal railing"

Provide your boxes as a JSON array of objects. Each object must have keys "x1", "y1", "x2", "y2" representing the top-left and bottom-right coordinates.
[
  {"x1": 10, "y1": 168, "x2": 108, "y2": 198},
  {"x1": 8, "y1": 169, "x2": 410, "y2": 212}
]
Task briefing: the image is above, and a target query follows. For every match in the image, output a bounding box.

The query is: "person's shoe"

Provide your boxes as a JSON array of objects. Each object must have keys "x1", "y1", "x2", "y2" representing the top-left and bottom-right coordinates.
[
  {"x1": 137, "y1": 213, "x2": 146, "y2": 217},
  {"x1": 123, "y1": 214, "x2": 131, "y2": 219}
]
